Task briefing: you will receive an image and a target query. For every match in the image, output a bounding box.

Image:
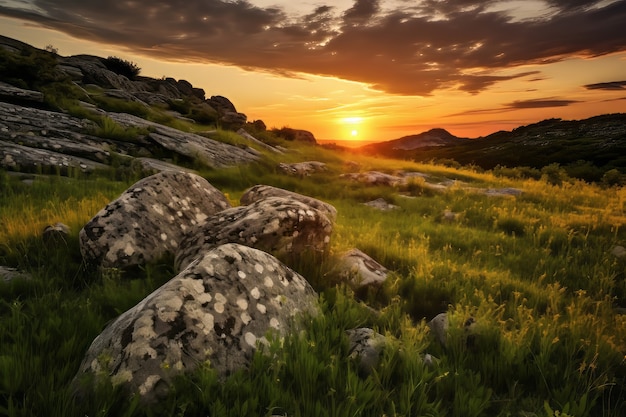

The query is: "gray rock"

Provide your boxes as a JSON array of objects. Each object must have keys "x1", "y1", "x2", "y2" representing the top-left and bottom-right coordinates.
[
  {"x1": 134, "y1": 158, "x2": 197, "y2": 175},
  {"x1": 175, "y1": 197, "x2": 334, "y2": 271},
  {"x1": 278, "y1": 161, "x2": 327, "y2": 176},
  {"x1": 236, "y1": 128, "x2": 283, "y2": 154},
  {"x1": 611, "y1": 245, "x2": 626, "y2": 259},
  {"x1": 363, "y1": 198, "x2": 398, "y2": 211},
  {"x1": 0, "y1": 82, "x2": 44, "y2": 103},
  {"x1": 428, "y1": 313, "x2": 448, "y2": 347},
  {"x1": 0, "y1": 266, "x2": 32, "y2": 283},
  {"x1": 347, "y1": 328, "x2": 387, "y2": 376},
  {"x1": 0, "y1": 141, "x2": 109, "y2": 173},
  {"x1": 60, "y1": 55, "x2": 143, "y2": 92},
  {"x1": 80, "y1": 171, "x2": 231, "y2": 268},
  {"x1": 337, "y1": 248, "x2": 389, "y2": 290},
  {"x1": 43, "y1": 222, "x2": 70, "y2": 244},
  {"x1": 74, "y1": 243, "x2": 318, "y2": 402},
  {"x1": 240, "y1": 185, "x2": 337, "y2": 222}
]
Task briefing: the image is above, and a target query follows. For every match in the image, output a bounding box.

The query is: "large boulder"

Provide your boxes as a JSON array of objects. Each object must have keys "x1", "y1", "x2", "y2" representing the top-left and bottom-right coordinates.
[
  {"x1": 74, "y1": 243, "x2": 318, "y2": 402},
  {"x1": 240, "y1": 185, "x2": 337, "y2": 222},
  {"x1": 79, "y1": 171, "x2": 231, "y2": 268},
  {"x1": 175, "y1": 197, "x2": 334, "y2": 271}
]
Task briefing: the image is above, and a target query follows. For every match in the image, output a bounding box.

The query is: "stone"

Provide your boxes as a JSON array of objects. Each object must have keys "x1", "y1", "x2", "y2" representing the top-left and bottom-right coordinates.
[
  {"x1": 0, "y1": 266, "x2": 31, "y2": 283},
  {"x1": 74, "y1": 243, "x2": 318, "y2": 402},
  {"x1": 278, "y1": 161, "x2": 326, "y2": 176},
  {"x1": 79, "y1": 171, "x2": 231, "y2": 268},
  {"x1": 428, "y1": 313, "x2": 448, "y2": 347},
  {"x1": 60, "y1": 55, "x2": 142, "y2": 93},
  {"x1": 611, "y1": 245, "x2": 626, "y2": 259},
  {"x1": 175, "y1": 197, "x2": 334, "y2": 271},
  {"x1": 337, "y1": 248, "x2": 389, "y2": 290},
  {"x1": 240, "y1": 185, "x2": 337, "y2": 222},
  {"x1": 236, "y1": 128, "x2": 283, "y2": 154},
  {"x1": 483, "y1": 187, "x2": 523, "y2": 197},
  {"x1": 346, "y1": 328, "x2": 387, "y2": 377},
  {"x1": 363, "y1": 198, "x2": 398, "y2": 211},
  {"x1": 43, "y1": 222, "x2": 70, "y2": 244},
  {"x1": 133, "y1": 158, "x2": 197, "y2": 175}
]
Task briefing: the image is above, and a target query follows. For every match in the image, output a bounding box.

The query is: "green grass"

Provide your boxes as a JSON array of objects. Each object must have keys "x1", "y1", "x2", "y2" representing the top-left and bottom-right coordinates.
[{"x1": 1, "y1": 138, "x2": 626, "y2": 417}]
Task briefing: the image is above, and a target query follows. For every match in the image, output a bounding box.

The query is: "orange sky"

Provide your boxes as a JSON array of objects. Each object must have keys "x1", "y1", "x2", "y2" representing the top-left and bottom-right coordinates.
[{"x1": 1, "y1": 1, "x2": 625, "y2": 143}]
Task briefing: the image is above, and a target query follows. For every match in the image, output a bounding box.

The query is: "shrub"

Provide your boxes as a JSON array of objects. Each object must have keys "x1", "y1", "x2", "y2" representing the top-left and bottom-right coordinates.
[{"x1": 102, "y1": 56, "x2": 141, "y2": 80}]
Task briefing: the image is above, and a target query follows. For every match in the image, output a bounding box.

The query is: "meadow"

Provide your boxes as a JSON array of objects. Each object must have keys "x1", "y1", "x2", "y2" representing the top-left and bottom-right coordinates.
[{"x1": 1, "y1": 138, "x2": 625, "y2": 417}]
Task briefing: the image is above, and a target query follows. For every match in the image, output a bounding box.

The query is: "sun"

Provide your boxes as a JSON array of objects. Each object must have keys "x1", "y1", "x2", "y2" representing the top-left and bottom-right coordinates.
[{"x1": 351, "y1": 129, "x2": 359, "y2": 137}]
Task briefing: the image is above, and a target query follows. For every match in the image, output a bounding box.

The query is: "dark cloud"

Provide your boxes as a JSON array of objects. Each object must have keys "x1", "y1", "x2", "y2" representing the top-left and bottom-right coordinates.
[
  {"x1": 1, "y1": 0, "x2": 625, "y2": 95},
  {"x1": 505, "y1": 98, "x2": 579, "y2": 108},
  {"x1": 584, "y1": 80, "x2": 626, "y2": 90}
]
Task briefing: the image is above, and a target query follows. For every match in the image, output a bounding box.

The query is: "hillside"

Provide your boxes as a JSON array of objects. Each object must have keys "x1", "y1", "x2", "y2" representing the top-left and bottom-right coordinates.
[
  {"x1": 1, "y1": 36, "x2": 626, "y2": 417},
  {"x1": 360, "y1": 114, "x2": 626, "y2": 183}
]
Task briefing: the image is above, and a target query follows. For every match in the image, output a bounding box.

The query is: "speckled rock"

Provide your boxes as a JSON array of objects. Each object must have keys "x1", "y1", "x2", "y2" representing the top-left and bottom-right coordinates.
[
  {"x1": 175, "y1": 197, "x2": 334, "y2": 271},
  {"x1": 340, "y1": 171, "x2": 403, "y2": 187},
  {"x1": 74, "y1": 243, "x2": 318, "y2": 402},
  {"x1": 347, "y1": 328, "x2": 387, "y2": 376},
  {"x1": 337, "y1": 248, "x2": 389, "y2": 290},
  {"x1": 240, "y1": 185, "x2": 337, "y2": 222},
  {"x1": 79, "y1": 171, "x2": 231, "y2": 268}
]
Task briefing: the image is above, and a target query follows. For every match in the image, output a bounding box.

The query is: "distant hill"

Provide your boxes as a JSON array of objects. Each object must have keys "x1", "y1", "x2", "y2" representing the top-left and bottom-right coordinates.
[{"x1": 358, "y1": 114, "x2": 626, "y2": 182}]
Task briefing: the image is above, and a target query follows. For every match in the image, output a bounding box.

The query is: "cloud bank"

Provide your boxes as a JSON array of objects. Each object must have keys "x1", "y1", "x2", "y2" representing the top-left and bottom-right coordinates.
[{"x1": 1, "y1": 0, "x2": 625, "y2": 96}]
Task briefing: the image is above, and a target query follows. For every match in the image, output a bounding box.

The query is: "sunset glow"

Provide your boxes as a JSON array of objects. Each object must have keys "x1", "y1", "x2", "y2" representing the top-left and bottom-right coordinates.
[{"x1": 1, "y1": 0, "x2": 624, "y2": 143}]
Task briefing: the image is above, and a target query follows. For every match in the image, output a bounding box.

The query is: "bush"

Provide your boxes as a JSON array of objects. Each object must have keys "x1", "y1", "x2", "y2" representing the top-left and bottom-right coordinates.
[{"x1": 102, "y1": 56, "x2": 141, "y2": 80}]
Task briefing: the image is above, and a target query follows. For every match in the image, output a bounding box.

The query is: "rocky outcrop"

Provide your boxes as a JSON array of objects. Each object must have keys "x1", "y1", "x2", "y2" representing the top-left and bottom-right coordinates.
[
  {"x1": 106, "y1": 112, "x2": 258, "y2": 168},
  {"x1": 60, "y1": 55, "x2": 141, "y2": 93},
  {"x1": 206, "y1": 95, "x2": 247, "y2": 129},
  {"x1": 0, "y1": 82, "x2": 44, "y2": 103},
  {"x1": 74, "y1": 243, "x2": 318, "y2": 403},
  {"x1": 175, "y1": 197, "x2": 334, "y2": 271},
  {"x1": 80, "y1": 171, "x2": 231, "y2": 268},
  {"x1": 240, "y1": 184, "x2": 337, "y2": 222},
  {"x1": 341, "y1": 171, "x2": 404, "y2": 187}
]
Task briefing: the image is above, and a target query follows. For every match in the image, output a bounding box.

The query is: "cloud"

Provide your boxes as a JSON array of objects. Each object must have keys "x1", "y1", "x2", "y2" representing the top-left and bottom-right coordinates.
[
  {"x1": 584, "y1": 80, "x2": 626, "y2": 90},
  {"x1": 1, "y1": 0, "x2": 625, "y2": 95},
  {"x1": 505, "y1": 98, "x2": 579, "y2": 108}
]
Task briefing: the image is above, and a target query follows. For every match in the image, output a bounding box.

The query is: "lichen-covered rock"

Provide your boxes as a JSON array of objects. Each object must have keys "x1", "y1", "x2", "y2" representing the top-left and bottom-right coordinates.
[
  {"x1": 340, "y1": 171, "x2": 403, "y2": 187},
  {"x1": 363, "y1": 198, "x2": 398, "y2": 211},
  {"x1": 428, "y1": 313, "x2": 448, "y2": 347},
  {"x1": 337, "y1": 248, "x2": 389, "y2": 290},
  {"x1": 74, "y1": 243, "x2": 318, "y2": 402},
  {"x1": 240, "y1": 185, "x2": 337, "y2": 222},
  {"x1": 175, "y1": 197, "x2": 334, "y2": 271},
  {"x1": 79, "y1": 171, "x2": 230, "y2": 268}
]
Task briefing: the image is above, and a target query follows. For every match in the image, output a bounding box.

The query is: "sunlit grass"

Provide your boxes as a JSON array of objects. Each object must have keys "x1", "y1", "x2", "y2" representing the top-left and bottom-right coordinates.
[{"x1": 1, "y1": 139, "x2": 625, "y2": 416}]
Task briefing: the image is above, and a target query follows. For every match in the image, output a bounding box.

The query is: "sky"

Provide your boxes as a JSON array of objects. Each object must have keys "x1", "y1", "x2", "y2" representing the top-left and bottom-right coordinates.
[{"x1": 0, "y1": 0, "x2": 625, "y2": 143}]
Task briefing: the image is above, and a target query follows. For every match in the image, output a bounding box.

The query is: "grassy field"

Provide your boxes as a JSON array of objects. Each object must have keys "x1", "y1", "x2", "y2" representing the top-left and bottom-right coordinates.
[{"x1": 1, "y1": 139, "x2": 625, "y2": 417}]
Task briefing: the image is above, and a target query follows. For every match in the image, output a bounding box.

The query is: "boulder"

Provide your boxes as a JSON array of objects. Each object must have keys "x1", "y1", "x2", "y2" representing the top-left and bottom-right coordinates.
[
  {"x1": 175, "y1": 197, "x2": 334, "y2": 271},
  {"x1": 60, "y1": 55, "x2": 142, "y2": 93},
  {"x1": 337, "y1": 248, "x2": 389, "y2": 290},
  {"x1": 79, "y1": 171, "x2": 231, "y2": 268},
  {"x1": 240, "y1": 185, "x2": 337, "y2": 222},
  {"x1": 74, "y1": 243, "x2": 318, "y2": 402},
  {"x1": 611, "y1": 245, "x2": 626, "y2": 259},
  {"x1": 206, "y1": 95, "x2": 237, "y2": 114},
  {"x1": 278, "y1": 161, "x2": 326, "y2": 176}
]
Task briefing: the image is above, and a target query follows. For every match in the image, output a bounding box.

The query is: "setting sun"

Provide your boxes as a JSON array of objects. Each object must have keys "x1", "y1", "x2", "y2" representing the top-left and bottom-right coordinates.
[{"x1": 351, "y1": 129, "x2": 358, "y2": 137}]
